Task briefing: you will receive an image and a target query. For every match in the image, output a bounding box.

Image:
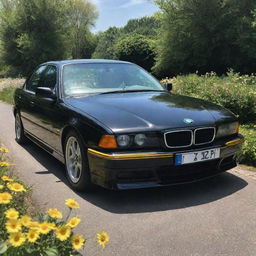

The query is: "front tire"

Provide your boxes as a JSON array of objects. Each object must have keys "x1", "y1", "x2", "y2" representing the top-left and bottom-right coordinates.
[
  {"x1": 64, "y1": 130, "x2": 92, "y2": 192},
  {"x1": 15, "y1": 113, "x2": 28, "y2": 144}
]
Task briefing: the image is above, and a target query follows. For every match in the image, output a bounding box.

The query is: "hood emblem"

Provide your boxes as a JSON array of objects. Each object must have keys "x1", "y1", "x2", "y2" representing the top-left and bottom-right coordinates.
[{"x1": 183, "y1": 118, "x2": 194, "y2": 124}]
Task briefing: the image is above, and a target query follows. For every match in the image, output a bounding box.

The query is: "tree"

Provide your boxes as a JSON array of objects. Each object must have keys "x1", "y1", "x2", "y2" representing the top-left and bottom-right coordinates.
[
  {"x1": 92, "y1": 27, "x2": 121, "y2": 59},
  {"x1": 64, "y1": 0, "x2": 98, "y2": 59},
  {"x1": 123, "y1": 16, "x2": 160, "y2": 38},
  {"x1": 153, "y1": 0, "x2": 256, "y2": 77},
  {"x1": 0, "y1": 0, "x2": 97, "y2": 76},
  {"x1": 114, "y1": 34, "x2": 156, "y2": 71}
]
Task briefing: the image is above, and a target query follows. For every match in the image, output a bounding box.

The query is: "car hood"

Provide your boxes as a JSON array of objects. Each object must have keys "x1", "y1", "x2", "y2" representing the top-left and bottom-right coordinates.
[{"x1": 66, "y1": 91, "x2": 236, "y2": 133}]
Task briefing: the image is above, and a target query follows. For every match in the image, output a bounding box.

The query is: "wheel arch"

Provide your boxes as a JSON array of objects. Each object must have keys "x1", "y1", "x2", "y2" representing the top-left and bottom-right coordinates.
[{"x1": 61, "y1": 125, "x2": 86, "y2": 155}]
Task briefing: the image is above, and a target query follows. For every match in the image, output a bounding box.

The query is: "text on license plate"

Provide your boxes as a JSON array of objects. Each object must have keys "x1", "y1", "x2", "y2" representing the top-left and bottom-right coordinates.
[{"x1": 175, "y1": 148, "x2": 220, "y2": 165}]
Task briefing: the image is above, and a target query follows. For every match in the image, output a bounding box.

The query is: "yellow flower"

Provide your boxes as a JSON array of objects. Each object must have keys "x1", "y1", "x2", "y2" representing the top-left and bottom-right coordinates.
[
  {"x1": 0, "y1": 162, "x2": 11, "y2": 167},
  {"x1": 27, "y1": 229, "x2": 40, "y2": 243},
  {"x1": 7, "y1": 182, "x2": 26, "y2": 192},
  {"x1": 9, "y1": 232, "x2": 26, "y2": 247},
  {"x1": 97, "y1": 232, "x2": 110, "y2": 248},
  {"x1": 72, "y1": 235, "x2": 85, "y2": 250},
  {"x1": 1, "y1": 175, "x2": 13, "y2": 182},
  {"x1": 49, "y1": 223, "x2": 56, "y2": 230},
  {"x1": 38, "y1": 222, "x2": 52, "y2": 234},
  {"x1": 47, "y1": 208, "x2": 62, "y2": 219},
  {"x1": 6, "y1": 219, "x2": 22, "y2": 233},
  {"x1": 65, "y1": 198, "x2": 79, "y2": 209},
  {"x1": 20, "y1": 215, "x2": 32, "y2": 227},
  {"x1": 5, "y1": 208, "x2": 19, "y2": 220},
  {"x1": 55, "y1": 225, "x2": 71, "y2": 241},
  {"x1": 28, "y1": 221, "x2": 40, "y2": 230},
  {"x1": 0, "y1": 147, "x2": 9, "y2": 153},
  {"x1": 67, "y1": 216, "x2": 81, "y2": 228},
  {"x1": 0, "y1": 185, "x2": 4, "y2": 189},
  {"x1": 0, "y1": 192, "x2": 12, "y2": 204}
]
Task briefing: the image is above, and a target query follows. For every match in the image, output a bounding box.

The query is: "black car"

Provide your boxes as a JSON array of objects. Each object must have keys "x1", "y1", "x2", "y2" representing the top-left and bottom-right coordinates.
[{"x1": 14, "y1": 59, "x2": 244, "y2": 191}]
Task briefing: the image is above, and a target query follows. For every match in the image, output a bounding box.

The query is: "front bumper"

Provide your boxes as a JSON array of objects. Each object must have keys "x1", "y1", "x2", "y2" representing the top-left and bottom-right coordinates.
[{"x1": 87, "y1": 135, "x2": 244, "y2": 190}]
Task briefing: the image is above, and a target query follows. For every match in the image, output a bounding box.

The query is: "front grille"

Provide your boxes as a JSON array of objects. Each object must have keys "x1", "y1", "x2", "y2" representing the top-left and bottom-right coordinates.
[
  {"x1": 164, "y1": 130, "x2": 192, "y2": 148},
  {"x1": 194, "y1": 127, "x2": 215, "y2": 145},
  {"x1": 164, "y1": 127, "x2": 215, "y2": 148}
]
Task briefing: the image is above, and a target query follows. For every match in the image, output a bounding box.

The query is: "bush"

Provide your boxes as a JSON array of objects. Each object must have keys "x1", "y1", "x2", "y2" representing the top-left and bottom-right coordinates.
[
  {"x1": 238, "y1": 125, "x2": 256, "y2": 167},
  {"x1": 171, "y1": 71, "x2": 256, "y2": 124}
]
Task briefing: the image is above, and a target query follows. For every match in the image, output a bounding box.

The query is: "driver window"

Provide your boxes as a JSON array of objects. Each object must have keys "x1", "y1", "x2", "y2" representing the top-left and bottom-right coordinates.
[
  {"x1": 42, "y1": 65, "x2": 57, "y2": 89},
  {"x1": 26, "y1": 65, "x2": 47, "y2": 92}
]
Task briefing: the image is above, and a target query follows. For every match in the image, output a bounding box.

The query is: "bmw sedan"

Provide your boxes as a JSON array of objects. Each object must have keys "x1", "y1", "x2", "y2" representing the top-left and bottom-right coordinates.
[{"x1": 14, "y1": 59, "x2": 244, "y2": 191}]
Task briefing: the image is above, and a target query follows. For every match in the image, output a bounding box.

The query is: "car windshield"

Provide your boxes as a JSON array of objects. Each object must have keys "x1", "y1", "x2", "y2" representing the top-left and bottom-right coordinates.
[{"x1": 62, "y1": 63, "x2": 165, "y2": 96}]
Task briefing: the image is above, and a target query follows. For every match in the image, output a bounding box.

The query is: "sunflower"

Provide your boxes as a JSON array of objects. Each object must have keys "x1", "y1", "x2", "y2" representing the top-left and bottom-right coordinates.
[
  {"x1": 65, "y1": 198, "x2": 79, "y2": 209},
  {"x1": 5, "y1": 208, "x2": 19, "y2": 220},
  {"x1": 9, "y1": 232, "x2": 26, "y2": 247},
  {"x1": 20, "y1": 215, "x2": 32, "y2": 227},
  {"x1": 27, "y1": 229, "x2": 40, "y2": 243},
  {"x1": 97, "y1": 232, "x2": 110, "y2": 248},
  {"x1": 72, "y1": 235, "x2": 85, "y2": 250},
  {"x1": 67, "y1": 216, "x2": 81, "y2": 228},
  {"x1": 28, "y1": 221, "x2": 40, "y2": 230},
  {"x1": 55, "y1": 225, "x2": 71, "y2": 241},
  {"x1": 0, "y1": 192, "x2": 12, "y2": 204},
  {"x1": 0, "y1": 147, "x2": 9, "y2": 153},
  {"x1": 38, "y1": 222, "x2": 52, "y2": 234},
  {"x1": 6, "y1": 219, "x2": 22, "y2": 233},
  {"x1": 0, "y1": 162, "x2": 11, "y2": 167},
  {"x1": 49, "y1": 223, "x2": 56, "y2": 230},
  {"x1": 1, "y1": 175, "x2": 13, "y2": 182},
  {"x1": 47, "y1": 208, "x2": 62, "y2": 219},
  {"x1": 7, "y1": 182, "x2": 26, "y2": 192}
]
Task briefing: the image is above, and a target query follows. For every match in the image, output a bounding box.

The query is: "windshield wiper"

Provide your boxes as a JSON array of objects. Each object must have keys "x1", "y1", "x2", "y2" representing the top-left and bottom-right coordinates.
[{"x1": 99, "y1": 89, "x2": 165, "y2": 95}]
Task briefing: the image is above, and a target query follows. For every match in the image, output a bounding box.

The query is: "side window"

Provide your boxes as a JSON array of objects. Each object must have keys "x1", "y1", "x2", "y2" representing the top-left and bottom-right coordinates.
[
  {"x1": 42, "y1": 65, "x2": 57, "y2": 89},
  {"x1": 26, "y1": 65, "x2": 47, "y2": 92}
]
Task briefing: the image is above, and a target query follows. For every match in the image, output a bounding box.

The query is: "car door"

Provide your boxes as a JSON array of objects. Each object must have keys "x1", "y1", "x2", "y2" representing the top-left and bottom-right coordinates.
[
  {"x1": 19, "y1": 65, "x2": 47, "y2": 136},
  {"x1": 29, "y1": 65, "x2": 63, "y2": 154}
]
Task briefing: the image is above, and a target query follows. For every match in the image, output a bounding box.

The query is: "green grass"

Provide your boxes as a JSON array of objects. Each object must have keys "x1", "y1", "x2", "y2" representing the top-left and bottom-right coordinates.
[{"x1": 0, "y1": 87, "x2": 16, "y2": 104}]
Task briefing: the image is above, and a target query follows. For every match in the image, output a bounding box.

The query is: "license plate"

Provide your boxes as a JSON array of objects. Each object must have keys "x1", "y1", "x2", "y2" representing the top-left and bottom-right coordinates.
[{"x1": 175, "y1": 148, "x2": 220, "y2": 165}]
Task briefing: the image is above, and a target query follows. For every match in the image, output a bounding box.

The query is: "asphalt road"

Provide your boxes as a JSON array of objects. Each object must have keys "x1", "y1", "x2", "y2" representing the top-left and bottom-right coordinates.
[{"x1": 0, "y1": 101, "x2": 256, "y2": 256}]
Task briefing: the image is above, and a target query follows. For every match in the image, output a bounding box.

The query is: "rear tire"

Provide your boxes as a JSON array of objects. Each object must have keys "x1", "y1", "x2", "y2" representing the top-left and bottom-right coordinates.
[
  {"x1": 15, "y1": 113, "x2": 28, "y2": 144},
  {"x1": 64, "y1": 130, "x2": 93, "y2": 192}
]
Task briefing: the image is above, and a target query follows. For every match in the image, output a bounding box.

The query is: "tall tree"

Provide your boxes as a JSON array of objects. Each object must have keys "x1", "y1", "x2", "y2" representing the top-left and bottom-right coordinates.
[
  {"x1": 0, "y1": 0, "x2": 97, "y2": 76},
  {"x1": 92, "y1": 27, "x2": 121, "y2": 59},
  {"x1": 64, "y1": 0, "x2": 98, "y2": 59},
  {"x1": 153, "y1": 0, "x2": 256, "y2": 77}
]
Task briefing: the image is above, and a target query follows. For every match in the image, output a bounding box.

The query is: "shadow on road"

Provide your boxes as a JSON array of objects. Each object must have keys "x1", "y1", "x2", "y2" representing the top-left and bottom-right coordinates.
[{"x1": 23, "y1": 141, "x2": 248, "y2": 214}]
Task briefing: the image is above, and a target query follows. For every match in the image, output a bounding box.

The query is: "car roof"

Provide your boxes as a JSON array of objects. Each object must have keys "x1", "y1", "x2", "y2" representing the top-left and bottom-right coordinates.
[{"x1": 42, "y1": 59, "x2": 132, "y2": 66}]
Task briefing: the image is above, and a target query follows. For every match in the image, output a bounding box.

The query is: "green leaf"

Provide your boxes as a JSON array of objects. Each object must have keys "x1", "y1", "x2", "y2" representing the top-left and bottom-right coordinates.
[
  {"x1": 44, "y1": 247, "x2": 59, "y2": 256},
  {"x1": 0, "y1": 242, "x2": 8, "y2": 254}
]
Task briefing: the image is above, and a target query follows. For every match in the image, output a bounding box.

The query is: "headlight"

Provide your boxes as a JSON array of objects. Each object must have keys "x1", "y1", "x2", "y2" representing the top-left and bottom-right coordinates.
[
  {"x1": 116, "y1": 135, "x2": 131, "y2": 147},
  {"x1": 134, "y1": 134, "x2": 147, "y2": 146},
  {"x1": 216, "y1": 122, "x2": 239, "y2": 138}
]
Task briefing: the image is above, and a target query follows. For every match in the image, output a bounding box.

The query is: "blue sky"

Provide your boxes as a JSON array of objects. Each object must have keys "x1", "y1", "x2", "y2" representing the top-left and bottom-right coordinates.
[{"x1": 90, "y1": 0, "x2": 159, "y2": 32}]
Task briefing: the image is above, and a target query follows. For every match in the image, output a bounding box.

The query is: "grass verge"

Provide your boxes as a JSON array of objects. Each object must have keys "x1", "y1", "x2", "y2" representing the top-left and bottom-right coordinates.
[{"x1": 0, "y1": 87, "x2": 16, "y2": 105}]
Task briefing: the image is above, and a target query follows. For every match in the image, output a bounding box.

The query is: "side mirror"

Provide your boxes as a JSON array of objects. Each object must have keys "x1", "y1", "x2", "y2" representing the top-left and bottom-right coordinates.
[
  {"x1": 36, "y1": 87, "x2": 56, "y2": 99},
  {"x1": 163, "y1": 83, "x2": 173, "y2": 91}
]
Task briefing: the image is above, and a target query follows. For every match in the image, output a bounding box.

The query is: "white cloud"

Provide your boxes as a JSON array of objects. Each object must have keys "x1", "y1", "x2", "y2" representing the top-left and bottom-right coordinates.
[{"x1": 120, "y1": 0, "x2": 151, "y2": 8}]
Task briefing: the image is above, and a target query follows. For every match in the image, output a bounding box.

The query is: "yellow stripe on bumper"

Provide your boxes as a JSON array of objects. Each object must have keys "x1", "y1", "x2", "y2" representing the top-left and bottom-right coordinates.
[
  {"x1": 225, "y1": 138, "x2": 244, "y2": 147},
  {"x1": 88, "y1": 148, "x2": 173, "y2": 160}
]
